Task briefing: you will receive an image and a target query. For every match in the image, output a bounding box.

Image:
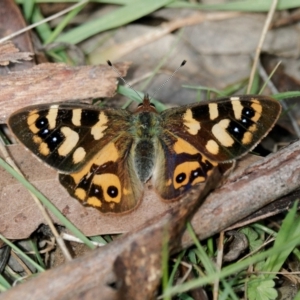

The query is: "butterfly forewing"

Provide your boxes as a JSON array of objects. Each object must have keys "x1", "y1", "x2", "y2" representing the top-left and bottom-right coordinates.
[
  {"x1": 161, "y1": 95, "x2": 281, "y2": 162},
  {"x1": 8, "y1": 103, "x2": 131, "y2": 173}
]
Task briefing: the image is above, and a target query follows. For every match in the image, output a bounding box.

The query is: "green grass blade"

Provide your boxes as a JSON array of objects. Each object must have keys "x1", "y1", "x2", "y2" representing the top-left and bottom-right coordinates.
[
  {"x1": 0, "y1": 275, "x2": 10, "y2": 291},
  {"x1": 22, "y1": 0, "x2": 35, "y2": 21},
  {"x1": 272, "y1": 91, "x2": 300, "y2": 100},
  {"x1": 168, "y1": 0, "x2": 300, "y2": 12},
  {"x1": 117, "y1": 85, "x2": 167, "y2": 111},
  {"x1": 264, "y1": 202, "x2": 300, "y2": 273},
  {"x1": 0, "y1": 235, "x2": 45, "y2": 273},
  {"x1": 56, "y1": 0, "x2": 174, "y2": 44},
  {"x1": 45, "y1": 2, "x2": 87, "y2": 44},
  {"x1": 162, "y1": 232, "x2": 300, "y2": 297},
  {"x1": 31, "y1": 5, "x2": 53, "y2": 43}
]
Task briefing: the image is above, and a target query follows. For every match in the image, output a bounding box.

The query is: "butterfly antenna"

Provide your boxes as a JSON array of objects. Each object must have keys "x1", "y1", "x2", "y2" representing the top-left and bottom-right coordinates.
[
  {"x1": 107, "y1": 60, "x2": 143, "y2": 101},
  {"x1": 151, "y1": 60, "x2": 187, "y2": 100}
]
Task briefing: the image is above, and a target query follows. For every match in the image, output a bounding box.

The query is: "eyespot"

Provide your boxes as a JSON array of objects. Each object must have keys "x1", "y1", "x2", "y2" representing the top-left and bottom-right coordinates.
[
  {"x1": 176, "y1": 173, "x2": 186, "y2": 183},
  {"x1": 107, "y1": 186, "x2": 118, "y2": 198},
  {"x1": 45, "y1": 131, "x2": 64, "y2": 150},
  {"x1": 191, "y1": 168, "x2": 201, "y2": 180},
  {"x1": 38, "y1": 128, "x2": 49, "y2": 137},
  {"x1": 36, "y1": 117, "x2": 48, "y2": 128}
]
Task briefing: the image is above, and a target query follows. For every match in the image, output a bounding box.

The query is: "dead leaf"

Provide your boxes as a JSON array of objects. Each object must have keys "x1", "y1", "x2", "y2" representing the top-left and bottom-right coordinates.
[{"x1": 223, "y1": 231, "x2": 248, "y2": 262}]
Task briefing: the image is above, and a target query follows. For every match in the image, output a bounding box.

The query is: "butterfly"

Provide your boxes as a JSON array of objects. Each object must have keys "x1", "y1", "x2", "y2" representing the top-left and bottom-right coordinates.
[{"x1": 8, "y1": 94, "x2": 281, "y2": 213}]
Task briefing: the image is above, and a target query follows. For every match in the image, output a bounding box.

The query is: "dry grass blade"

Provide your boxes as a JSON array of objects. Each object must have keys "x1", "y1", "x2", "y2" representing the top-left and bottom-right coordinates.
[{"x1": 247, "y1": 0, "x2": 278, "y2": 93}]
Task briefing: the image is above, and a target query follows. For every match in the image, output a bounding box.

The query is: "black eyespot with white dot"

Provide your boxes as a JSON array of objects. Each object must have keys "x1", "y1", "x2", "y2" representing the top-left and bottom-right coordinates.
[
  {"x1": 176, "y1": 173, "x2": 186, "y2": 184},
  {"x1": 107, "y1": 186, "x2": 118, "y2": 198},
  {"x1": 44, "y1": 130, "x2": 64, "y2": 151},
  {"x1": 240, "y1": 106, "x2": 255, "y2": 128},
  {"x1": 78, "y1": 176, "x2": 91, "y2": 190},
  {"x1": 35, "y1": 117, "x2": 48, "y2": 129},
  {"x1": 90, "y1": 184, "x2": 102, "y2": 198},
  {"x1": 38, "y1": 127, "x2": 50, "y2": 138},
  {"x1": 190, "y1": 168, "x2": 203, "y2": 180},
  {"x1": 227, "y1": 119, "x2": 251, "y2": 141},
  {"x1": 242, "y1": 106, "x2": 255, "y2": 118}
]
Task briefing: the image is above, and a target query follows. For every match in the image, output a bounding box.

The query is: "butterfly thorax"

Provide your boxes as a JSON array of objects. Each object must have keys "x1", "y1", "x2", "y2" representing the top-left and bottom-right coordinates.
[{"x1": 130, "y1": 110, "x2": 162, "y2": 183}]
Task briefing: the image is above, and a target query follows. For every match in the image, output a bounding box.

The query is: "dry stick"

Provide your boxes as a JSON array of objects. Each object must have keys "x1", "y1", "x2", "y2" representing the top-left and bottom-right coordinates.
[
  {"x1": 0, "y1": 139, "x2": 72, "y2": 261},
  {"x1": 61, "y1": 233, "x2": 105, "y2": 247},
  {"x1": 0, "y1": 0, "x2": 89, "y2": 44},
  {"x1": 247, "y1": 0, "x2": 279, "y2": 93},
  {"x1": 213, "y1": 231, "x2": 224, "y2": 300}
]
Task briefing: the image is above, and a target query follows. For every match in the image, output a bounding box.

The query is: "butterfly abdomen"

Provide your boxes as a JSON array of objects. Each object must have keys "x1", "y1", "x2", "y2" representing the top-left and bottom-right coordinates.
[
  {"x1": 129, "y1": 111, "x2": 162, "y2": 183},
  {"x1": 133, "y1": 139, "x2": 155, "y2": 183}
]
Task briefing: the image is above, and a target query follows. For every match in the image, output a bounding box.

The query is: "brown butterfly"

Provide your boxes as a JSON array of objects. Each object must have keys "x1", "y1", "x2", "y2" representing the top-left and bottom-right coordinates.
[{"x1": 8, "y1": 94, "x2": 281, "y2": 213}]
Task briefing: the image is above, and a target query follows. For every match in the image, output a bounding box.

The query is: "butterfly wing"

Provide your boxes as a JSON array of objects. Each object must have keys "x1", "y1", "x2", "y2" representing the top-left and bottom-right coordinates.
[
  {"x1": 160, "y1": 95, "x2": 281, "y2": 162},
  {"x1": 152, "y1": 131, "x2": 218, "y2": 200},
  {"x1": 153, "y1": 95, "x2": 281, "y2": 200},
  {"x1": 59, "y1": 137, "x2": 143, "y2": 214},
  {"x1": 8, "y1": 103, "x2": 131, "y2": 172},
  {"x1": 8, "y1": 103, "x2": 143, "y2": 213}
]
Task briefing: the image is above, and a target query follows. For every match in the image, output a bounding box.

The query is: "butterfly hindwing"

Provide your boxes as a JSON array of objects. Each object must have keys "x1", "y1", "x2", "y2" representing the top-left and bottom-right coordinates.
[
  {"x1": 152, "y1": 132, "x2": 218, "y2": 200},
  {"x1": 59, "y1": 137, "x2": 143, "y2": 214}
]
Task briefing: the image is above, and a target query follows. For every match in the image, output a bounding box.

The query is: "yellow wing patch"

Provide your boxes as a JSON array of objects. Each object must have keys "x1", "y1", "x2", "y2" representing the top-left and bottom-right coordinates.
[
  {"x1": 91, "y1": 111, "x2": 108, "y2": 140},
  {"x1": 183, "y1": 109, "x2": 201, "y2": 135}
]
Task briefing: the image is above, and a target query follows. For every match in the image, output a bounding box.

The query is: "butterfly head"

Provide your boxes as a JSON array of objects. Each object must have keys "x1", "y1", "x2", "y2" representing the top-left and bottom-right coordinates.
[{"x1": 135, "y1": 94, "x2": 158, "y2": 114}]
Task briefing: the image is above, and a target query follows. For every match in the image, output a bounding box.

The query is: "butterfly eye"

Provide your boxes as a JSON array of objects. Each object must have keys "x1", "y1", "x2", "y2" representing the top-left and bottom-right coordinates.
[{"x1": 137, "y1": 102, "x2": 156, "y2": 108}]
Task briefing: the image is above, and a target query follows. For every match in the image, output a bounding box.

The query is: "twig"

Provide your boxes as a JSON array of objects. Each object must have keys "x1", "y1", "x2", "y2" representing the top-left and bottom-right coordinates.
[
  {"x1": 247, "y1": 0, "x2": 278, "y2": 93},
  {"x1": 0, "y1": 0, "x2": 89, "y2": 44}
]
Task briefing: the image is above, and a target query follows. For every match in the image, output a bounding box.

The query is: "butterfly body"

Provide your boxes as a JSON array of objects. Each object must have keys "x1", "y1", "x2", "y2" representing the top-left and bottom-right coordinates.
[
  {"x1": 130, "y1": 103, "x2": 162, "y2": 183},
  {"x1": 8, "y1": 95, "x2": 281, "y2": 213}
]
